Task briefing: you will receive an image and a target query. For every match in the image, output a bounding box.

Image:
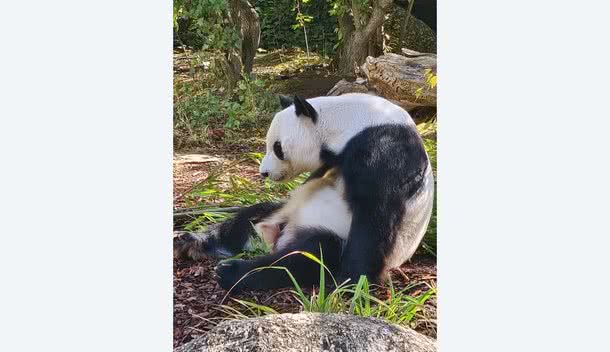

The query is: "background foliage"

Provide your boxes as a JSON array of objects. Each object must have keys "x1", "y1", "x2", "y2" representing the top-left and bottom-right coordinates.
[
  {"x1": 174, "y1": 0, "x2": 240, "y2": 51},
  {"x1": 256, "y1": 0, "x2": 338, "y2": 55},
  {"x1": 174, "y1": 0, "x2": 438, "y2": 253}
]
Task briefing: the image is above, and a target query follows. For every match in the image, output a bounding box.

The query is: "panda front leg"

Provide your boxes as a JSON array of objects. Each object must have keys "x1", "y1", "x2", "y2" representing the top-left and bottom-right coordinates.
[
  {"x1": 215, "y1": 229, "x2": 343, "y2": 292},
  {"x1": 174, "y1": 202, "x2": 283, "y2": 261}
]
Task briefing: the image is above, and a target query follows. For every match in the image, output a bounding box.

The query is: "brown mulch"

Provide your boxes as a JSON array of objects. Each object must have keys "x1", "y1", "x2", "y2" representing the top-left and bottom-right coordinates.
[
  {"x1": 173, "y1": 149, "x2": 437, "y2": 349},
  {"x1": 173, "y1": 156, "x2": 218, "y2": 208},
  {"x1": 173, "y1": 254, "x2": 437, "y2": 348},
  {"x1": 173, "y1": 153, "x2": 262, "y2": 208}
]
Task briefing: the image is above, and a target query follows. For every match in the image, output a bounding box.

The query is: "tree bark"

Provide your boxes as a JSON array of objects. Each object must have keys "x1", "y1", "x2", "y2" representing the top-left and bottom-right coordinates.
[
  {"x1": 368, "y1": 23, "x2": 386, "y2": 58},
  {"x1": 327, "y1": 49, "x2": 437, "y2": 113},
  {"x1": 227, "y1": 0, "x2": 260, "y2": 75},
  {"x1": 397, "y1": 0, "x2": 415, "y2": 52},
  {"x1": 326, "y1": 78, "x2": 370, "y2": 96},
  {"x1": 361, "y1": 52, "x2": 436, "y2": 108},
  {"x1": 336, "y1": 0, "x2": 394, "y2": 76}
]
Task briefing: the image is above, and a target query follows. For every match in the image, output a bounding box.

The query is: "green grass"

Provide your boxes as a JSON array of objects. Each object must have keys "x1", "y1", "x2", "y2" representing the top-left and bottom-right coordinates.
[
  {"x1": 183, "y1": 123, "x2": 438, "y2": 333},
  {"x1": 420, "y1": 129, "x2": 437, "y2": 256},
  {"x1": 184, "y1": 138, "x2": 438, "y2": 254},
  {"x1": 174, "y1": 51, "x2": 281, "y2": 149},
  {"x1": 217, "y1": 250, "x2": 436, "y2": 330},
  {"x1": 186, "y1": 153, "x2": 306, "y2": 207},
  {"x1": 184, "y1": 153, "x2": 308, "y2": 232}
]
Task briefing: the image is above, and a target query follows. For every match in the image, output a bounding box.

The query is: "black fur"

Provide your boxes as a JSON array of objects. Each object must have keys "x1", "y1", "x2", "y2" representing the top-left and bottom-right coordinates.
[
  {"x1": 320, "y1": 124, "x2": 429, "y2": 283},
  {"x1": 303, "y1": 163, "x2": 332, "y2": 183},
  {"x1": 319, "y1": 145, "x2": 343, "y2": 168},
  {"x1": 216, "y1": 202, "x2": 284, "y2": 254},
  {"x1": 279, "y1": 95, "x2": 293, "y2": 109},
  {"x1": 215, "y1": 228, "x2": 343, "y2": 292},
  {"x1": 182, "y1": 202, "x2": 284, "y2": 258},
  {"x1": 293, "y1": 95, "x2": 318, "y2": 123}
]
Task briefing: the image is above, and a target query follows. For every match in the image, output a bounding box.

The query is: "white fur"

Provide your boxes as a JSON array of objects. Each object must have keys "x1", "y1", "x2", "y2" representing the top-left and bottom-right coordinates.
[
  {"x1": 274, "y1": 177, "x2": 352, "y2": 251},
  {"x1": 384, "y1": 163, "x2": 435, "y2": 269},
  {"x1": 255, "y1": 170, "x2": 352, "y2": 252},
  {"x1": 260, "y1": 94, "x2": 415, "y2": 181},
  {"x1": 258, "y1": 94, "x2": 433, "y2": 269}
]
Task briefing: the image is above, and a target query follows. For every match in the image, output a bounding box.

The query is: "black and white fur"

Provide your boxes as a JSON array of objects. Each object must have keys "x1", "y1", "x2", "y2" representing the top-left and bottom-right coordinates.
[
  {"x1": 174, "y1": 93, "x2": 434, "y2": 291},
  {"x1": 174, "y1": 167, "x2": 351, "y2": 291}
]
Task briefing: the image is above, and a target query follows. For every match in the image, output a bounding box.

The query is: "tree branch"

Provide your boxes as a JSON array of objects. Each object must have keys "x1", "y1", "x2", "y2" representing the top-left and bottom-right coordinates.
[
  {"x1": 351, "y1": 0, "x2": 367, "y2": 31},
  {"x1": 363, "y1": 0, "x2": 393, "y2": 39}
]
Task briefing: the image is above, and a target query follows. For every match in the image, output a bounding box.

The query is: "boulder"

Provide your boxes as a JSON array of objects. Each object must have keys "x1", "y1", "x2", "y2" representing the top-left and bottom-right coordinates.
[
  {"x1": 400, "y1": 16, "x2": 437, "y2": 54},
  {"x1": 176, "y1": 312, "x2": 437, "y2": 352}
]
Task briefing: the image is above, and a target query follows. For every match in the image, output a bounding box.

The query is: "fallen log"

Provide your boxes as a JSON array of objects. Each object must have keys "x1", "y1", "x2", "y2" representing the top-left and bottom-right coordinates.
[
  {"x1": 360, "y1": 52, "x2": 436, "y2": 109},
  {"x1": 327, "y1": 49, "x2": 437, "y2": 113},
  {"x1": 326, "y1": 78, "x2": 370, "y2": 96}
]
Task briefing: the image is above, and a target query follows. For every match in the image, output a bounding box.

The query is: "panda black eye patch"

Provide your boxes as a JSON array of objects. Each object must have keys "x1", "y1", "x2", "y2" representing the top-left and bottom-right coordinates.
[{"x1": 273, "y1": 141, "x2": 285, "y2": 160}]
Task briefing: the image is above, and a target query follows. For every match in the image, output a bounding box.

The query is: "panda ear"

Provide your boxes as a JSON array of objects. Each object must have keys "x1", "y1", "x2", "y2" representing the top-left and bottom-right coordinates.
[
  {"x1": 279, "y1": 95, "x2": 293, "y2": 109},
  {"x1": 293, "y1": 95, "x2": 318, "y2": 124}
]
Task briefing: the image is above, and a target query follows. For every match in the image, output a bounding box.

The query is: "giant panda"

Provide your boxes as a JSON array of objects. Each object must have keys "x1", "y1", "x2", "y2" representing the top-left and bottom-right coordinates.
[
  {"x1": 174, "y1": 166, "x2": 352, "y2": 290},
  {"x1": 174, "y1": 93, "x2": 434, "y2": 291}
]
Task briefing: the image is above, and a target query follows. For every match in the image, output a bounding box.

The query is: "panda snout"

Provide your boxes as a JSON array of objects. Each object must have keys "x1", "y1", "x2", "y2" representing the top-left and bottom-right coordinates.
[{"x1": 260, "y1": 172, "x2": 269, "y2": 178}]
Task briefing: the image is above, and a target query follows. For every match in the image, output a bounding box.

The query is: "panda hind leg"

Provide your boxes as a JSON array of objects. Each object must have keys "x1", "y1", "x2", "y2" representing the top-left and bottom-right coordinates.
[{"x1": 215, "y1": 228, "x2": 343, "y2": 292}]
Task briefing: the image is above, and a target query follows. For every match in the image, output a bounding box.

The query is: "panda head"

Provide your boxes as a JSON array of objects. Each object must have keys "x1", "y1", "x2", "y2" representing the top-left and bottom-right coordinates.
[{"x1": 259, "y1": 95, "x2": 322, "y2": 181}]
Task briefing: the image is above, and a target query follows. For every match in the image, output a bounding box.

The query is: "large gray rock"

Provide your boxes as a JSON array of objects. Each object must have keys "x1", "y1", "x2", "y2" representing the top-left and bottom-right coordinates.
[
  {"x1": 386, "y1": 10, "x2": 437, "y2": 54},
  {"x1": 176, "y1": 312, "x2": 436, "y2": 352},
  {"x1": 401, "y1": 16, "x2": 437, "y2": 54}
]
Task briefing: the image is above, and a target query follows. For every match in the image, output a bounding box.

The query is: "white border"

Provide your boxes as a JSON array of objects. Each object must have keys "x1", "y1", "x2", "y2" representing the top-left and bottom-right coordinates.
[
  {"x1": 0, "y1": 1, "x2": 173, "y2": 351},
  {"x1": 2, "y1": 1, "x2": 610, "y2": 351},
  {"x1": 439, "y1": 0, "x2": 610, "y2": 351}
]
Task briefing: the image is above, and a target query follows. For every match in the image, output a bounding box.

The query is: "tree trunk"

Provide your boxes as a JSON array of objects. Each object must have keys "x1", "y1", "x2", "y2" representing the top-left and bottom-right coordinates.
[
  {"x1": 335, "y1": 0, "x2": 394, "y2": 76},
  {"x1": 369, "y1": 24, "x2": 386, "y2": 58},
  {"x1": 337, "y1": 32, "x2": 369, "y2": 77},
  {"x1": 216, "y1": 51, "x2": 242, "y2": 91},
  {"x1": 227, "y1": 0, "x2": 260, "y2": 75}
]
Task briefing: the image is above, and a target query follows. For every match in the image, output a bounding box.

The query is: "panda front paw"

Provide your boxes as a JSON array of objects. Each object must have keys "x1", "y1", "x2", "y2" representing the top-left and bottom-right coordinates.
[{"x1": 215, "y1": 259, "x2": 250, "y2": 291}]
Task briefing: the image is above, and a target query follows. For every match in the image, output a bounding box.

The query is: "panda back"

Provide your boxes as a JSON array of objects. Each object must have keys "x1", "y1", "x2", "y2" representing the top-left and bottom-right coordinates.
[{"x1": 310, "y1": 94, "x2": 417, "y2": 154}]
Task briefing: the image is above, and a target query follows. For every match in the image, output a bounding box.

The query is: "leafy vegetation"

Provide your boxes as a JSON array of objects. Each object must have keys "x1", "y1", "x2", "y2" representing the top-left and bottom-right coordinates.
[
  {"x1": 218, "y1": 250, "x2": 436, "y2": 331},
  {"x1": 181, "y1": 138, "x2": 437, "y2": 253},
  {"x1": 174, "y1": 0, "x2": 239, "y2": 50},
  {"x1": 174, "y1": 50, "x2": 280, "y2": 149},
  {"x1": 183, "y1": 153, "x2": 308, "y2": 231},
  {"x1": 257, "y1": 0, "x2": 338, "y2": 55},
  {"x1": 174, "y1": 0, "x2": 437, "y2": 338}
]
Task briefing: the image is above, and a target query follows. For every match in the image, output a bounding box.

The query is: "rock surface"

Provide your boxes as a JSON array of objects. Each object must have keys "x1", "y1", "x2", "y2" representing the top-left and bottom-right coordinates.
[
  {"x1": 400, "y1": 16, "x2": 437, "y2": 54},
  {"x1": 175, "y1": 313, "x2": 437, "y2": 352}
]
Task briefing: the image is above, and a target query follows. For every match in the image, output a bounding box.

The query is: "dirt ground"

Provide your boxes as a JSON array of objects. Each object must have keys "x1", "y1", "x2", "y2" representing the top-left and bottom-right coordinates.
[{"x1": 172, "y1": 156, "x2": 437, "y2": 348}]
